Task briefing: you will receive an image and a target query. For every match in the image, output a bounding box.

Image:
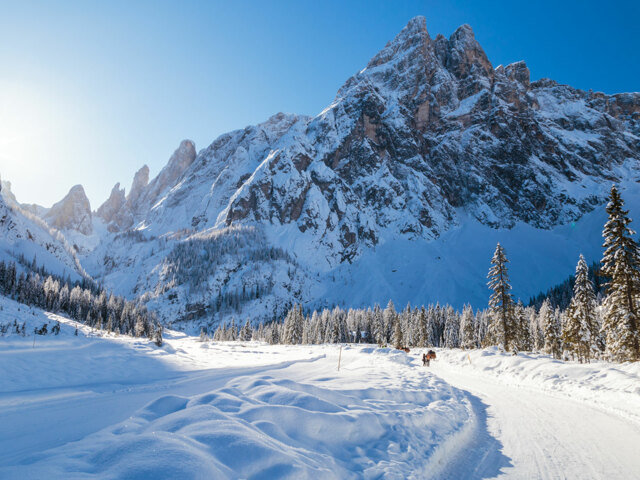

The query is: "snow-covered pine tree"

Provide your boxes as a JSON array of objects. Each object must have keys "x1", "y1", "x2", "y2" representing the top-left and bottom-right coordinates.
[
  {"x1": 154, "y1": 323, "x2": 163, "y2": 347},
  {"x1": 267, "y1": 322, "x2": 279, "y2": 344},
  {"x1": 372, "y1": 304, "x2": 385, "y2": 346},
  {"x1": 529, "y1": 307, "x2": 543, "y2": 351},
  {"x1": 400, "y1": 303, "x2": 412, "y2": 346},
  {"x1": 311, "y1": 311, "x2": 323, "y2": 344},
  {"x1": 392, "y1": 315, "x2": 403, "y2": 348},
  {"x1": 282, "y1": 307, "x2": 294, "y2": 344},
  {"x1": 443, "y1": 307, "x2": 460, "y2": 348},
  {"x1": 383, "y1": 300, "x2": 396, "y2": 345},
  {"x1": 540, "y1": 299, "x2": 561, "y2": 359},
  {"x1": 563, "y1": 254, "x2": 601, "y2": 362},
  {"x1": 302, "y1": 316, "x2": 312, "y2": 344},
  {"x1": 353, "y1": 311, "x2": 363, "y2": 343},
  {"x1": 515, "y1": 302, "x2": 531, "y2": 352},
  {"x1": 333, "y1": 306, "x2": 349, "y2": 343},
  {"x1": 293, "y1": 305, "x2": 304, "y2": 344},
  {"x1": 486, "y1": 243, "x2": 516, "y2": 350},
  {"x1": 417, "y1": 307, "x2": 429, "y2": 347},
  {"x1": 229, "y1": 317, "x2": 238, "y2": 341},
  {"x1": 134, "y1": 314, "x2": 146, "y2": 337},
  {"x1": 459, "y1": 304, "x2": 476, "y2": 349},
  {"x1": 240, "y1": 319, "x2": 252, "y2": 342},
  {"x1": 474, "y1": 310, "x2": 487, "y2": 347},
  {"x1": 600, "y1": 185, "x2": 640, "y2": 362},
  {"x1": 324, "y1": 309, "x2": 336, "y2": 343}
]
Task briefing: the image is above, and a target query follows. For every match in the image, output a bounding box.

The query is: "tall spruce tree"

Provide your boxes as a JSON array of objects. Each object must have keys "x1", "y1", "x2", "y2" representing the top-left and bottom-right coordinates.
[
  {"x1": 514, "y1": 302, "x2": 531, "y2": 352},
  {"x1": 283, "y1": 304, "x2": 304, "y2": 344},
  {"x1": 600, "y1": 185, "x2": 640, "y2": 361},
  {"x1": 564, "y1": 254, "x2": 600, "y2": 362},
  {"x1": 487, "y1": 243, "x2": 516, "y2": 350},
  {"x1": 392, "y1": 316, "x2": 404, "y2": 348},
  {"x1": 540, "y1": 299, "x2": 561, "y2": 359},
  {"x1": 417, "y1": 307, "x2": 429, "y2": 347},
  {"x1": 459, "y1": 304, "x2": 476, "y2": 349}
]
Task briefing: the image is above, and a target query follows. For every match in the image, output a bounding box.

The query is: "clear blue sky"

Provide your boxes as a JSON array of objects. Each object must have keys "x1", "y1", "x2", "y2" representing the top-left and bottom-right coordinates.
[{"x1": 1, "y1": 0, "x2": 638, "y2": 208}]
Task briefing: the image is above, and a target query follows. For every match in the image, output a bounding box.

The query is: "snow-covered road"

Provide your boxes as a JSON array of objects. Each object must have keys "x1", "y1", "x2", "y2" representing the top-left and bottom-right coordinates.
[{"x1": 432, "y1": 361, "x2": 640, "y2": 479}]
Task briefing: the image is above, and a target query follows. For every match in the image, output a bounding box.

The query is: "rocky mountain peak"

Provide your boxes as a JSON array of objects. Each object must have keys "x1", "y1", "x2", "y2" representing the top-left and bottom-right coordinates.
[
  {"x1": 95, "y1": 140, "x2": 199, "y2": 232},
  {"x1": 353, "y1": 16, "x2": 431, "y2": 82},
  {"x1": 213, "y1": 16, "x2": 640, "y2": 269},
  {"x1": 446, "y1": 23, "x2": 492, "y2": 80},
  {"x1": 168, "y1": 140, "x2": 196, "y2": 172},
  {"x1": 504, "y1": 60, "x2": 530, "y2": 86},
  {"x1": 96, "y1": 183, "x2": 126, "y2": 224},
  {"x1": 44, "y1": 184, "x2": 93, "y2": 235},
  {"x1": 126, "y1": 165, "x2": 150, "y2": 212}
]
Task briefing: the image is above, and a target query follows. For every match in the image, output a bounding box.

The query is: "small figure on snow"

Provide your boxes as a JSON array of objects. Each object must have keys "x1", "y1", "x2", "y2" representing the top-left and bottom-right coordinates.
[{"x1": 423, "y1": 350, "x2": 436, "y2": 366}]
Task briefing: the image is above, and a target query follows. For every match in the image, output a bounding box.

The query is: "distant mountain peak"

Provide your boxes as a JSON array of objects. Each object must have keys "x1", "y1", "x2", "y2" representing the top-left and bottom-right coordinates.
[{"x1": 44, "y1": 184, "x2": 92, "y2": 235}]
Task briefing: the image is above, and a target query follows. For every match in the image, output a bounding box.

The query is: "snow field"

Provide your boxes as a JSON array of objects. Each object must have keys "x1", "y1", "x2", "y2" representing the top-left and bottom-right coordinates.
[
  {"x1": 0, "y1": 301, "x2": 473, "y2": 479},
  {"x1": 4, "y1": 297, "x2": 640, "y2": 479}
]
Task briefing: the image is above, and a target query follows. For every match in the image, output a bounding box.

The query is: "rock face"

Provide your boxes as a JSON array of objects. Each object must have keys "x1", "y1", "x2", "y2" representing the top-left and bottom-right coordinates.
[
  {"x1": 97, "y1": 140, "x2": 197, "y2": 232},
  {"x1": 44, "y1": 185, "x2": 93, "y2": 235},
  {"x1": 96, "y1": 183, "x2": 126, "y2": 225},
  {"x1": 112, "y1": 16, "x2": 639, "y2": 266}
]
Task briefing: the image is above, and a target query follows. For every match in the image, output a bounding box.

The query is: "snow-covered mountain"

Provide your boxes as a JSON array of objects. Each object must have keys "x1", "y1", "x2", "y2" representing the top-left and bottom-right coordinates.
[
  {"x1": 105, "y1": 17, "x2": 638, "y2": 260},
  {"x1": 97, "y1": 139, "x2": 197, "y2": 232},
  {"x1": 5, "y1": 17, "x2": 640, "y2": 328},
  {"x1": 0, "y1": 180, "x2": 86, "y2": 279},
  {"x1": 44, "y1": 185, "x2": 93, "y2": 235}
]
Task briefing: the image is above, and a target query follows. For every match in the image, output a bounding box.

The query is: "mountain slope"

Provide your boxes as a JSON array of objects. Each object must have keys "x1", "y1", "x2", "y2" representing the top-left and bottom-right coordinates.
[
  {"x1": 17, "y1": 17, "x2": 640, "y2": 326},
  {"x1": 0, "y1": 181, "x2": 86, "y2": 279}
]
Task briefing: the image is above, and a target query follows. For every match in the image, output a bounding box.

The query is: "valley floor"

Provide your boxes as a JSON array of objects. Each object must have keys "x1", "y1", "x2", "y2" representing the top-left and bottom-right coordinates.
[{"x1": 1, "y1": 301, "x2": 639, "y2": 479}]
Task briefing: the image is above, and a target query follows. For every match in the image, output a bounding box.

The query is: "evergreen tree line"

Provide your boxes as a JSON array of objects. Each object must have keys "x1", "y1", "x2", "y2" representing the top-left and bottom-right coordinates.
[
  {"x1": 163, "y1": 226, "x2": 294, "y2": 295},
  {"x1": 467, "y1": 184, "x2": 639, "y2": 363},
  {"x1": 208, "y1": 298, "x2": 570, "y2": 358},
  {"x1": 0, "y1": 259, "x2": 163, "y2": 345},
  {"x1": 208, "y1": 185, "x2": 639, "y2": 364},
  {"x1": 162, "y1": 226, "x2": 301, "y2": 322},
  {"x1": 528, "y1": 260, "x2": 606, "y2": 310}
]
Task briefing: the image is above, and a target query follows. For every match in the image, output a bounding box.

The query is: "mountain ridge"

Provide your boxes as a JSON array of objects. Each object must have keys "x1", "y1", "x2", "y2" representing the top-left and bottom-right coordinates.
[{"x1": 3, "y1": 16, "x2": 640, "y2": 328}]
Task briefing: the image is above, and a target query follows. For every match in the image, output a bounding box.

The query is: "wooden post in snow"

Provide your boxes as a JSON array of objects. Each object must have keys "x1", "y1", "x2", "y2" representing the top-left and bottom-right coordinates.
[{"x1": 337, "y1": 345, "x2": 342, "y2": 371}]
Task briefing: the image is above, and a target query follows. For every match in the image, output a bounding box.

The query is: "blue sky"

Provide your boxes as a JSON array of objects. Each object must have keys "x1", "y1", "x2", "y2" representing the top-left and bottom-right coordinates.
[{"x1": 0, "y1": 0, "x2": 638, "y2": 207}]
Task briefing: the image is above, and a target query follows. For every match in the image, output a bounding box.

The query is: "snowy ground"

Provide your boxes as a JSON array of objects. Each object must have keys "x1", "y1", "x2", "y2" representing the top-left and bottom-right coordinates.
[
  {"x1": 431, "y1": 349, "x2": 640, "y2": 479},
  {"x1": 1, "y1": 299, "x2": 639, "y2": 479},
  {"x1": 0, "y1": 299, "x2": 471, "y2": 479}
]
